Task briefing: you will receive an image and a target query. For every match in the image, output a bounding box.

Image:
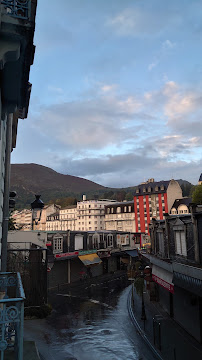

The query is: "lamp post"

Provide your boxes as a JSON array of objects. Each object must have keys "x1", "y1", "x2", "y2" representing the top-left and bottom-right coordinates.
[{"x1": 31, "y1": 195, "x2": 44, "y2": 230}]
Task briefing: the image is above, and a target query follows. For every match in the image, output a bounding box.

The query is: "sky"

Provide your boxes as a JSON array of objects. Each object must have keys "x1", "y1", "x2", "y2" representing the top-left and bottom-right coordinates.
[{"x1": 11, "y1": 0, "x2": 202, "y2": 187}]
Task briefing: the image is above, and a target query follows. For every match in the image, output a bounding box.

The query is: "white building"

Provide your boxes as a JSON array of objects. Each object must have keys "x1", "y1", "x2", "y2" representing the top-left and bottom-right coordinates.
[
  {"x1": 104, "y1": 201, "x2": 136, "y2": 233},
  {"x1": 59, "y1": 206, "x2": 77, "y2": 231},
  {"x1": 76, "y1": 198, "x2": 117, "y2": 231}
]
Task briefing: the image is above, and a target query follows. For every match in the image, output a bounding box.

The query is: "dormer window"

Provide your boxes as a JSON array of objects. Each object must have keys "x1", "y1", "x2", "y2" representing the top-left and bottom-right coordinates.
[
  {"x1": 143, "y1": 187, "x2": 146, "y2": 193},
  {"x1": 148, "y1": 186, "x2": 151, "y2": 192},
  {"x1": 136, "y1": 188, "x2": 139, "y2": 194},
  {"x1": 160, "y1": 185, "x2": 164, "y2": 191},
  {"x1": 155, "y1": 186, "x2": 159, "y2": 192}
]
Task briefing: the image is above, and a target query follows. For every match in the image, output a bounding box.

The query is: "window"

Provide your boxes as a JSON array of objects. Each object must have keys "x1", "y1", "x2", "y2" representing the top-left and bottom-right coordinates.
[
  {"x1": 53, "y1": 236, "x2": 63, "y2": 253},
  {"x1": 93, "y1": 234, "x2": 99, "y2": 248},
  {"x1": 117, "y1": 207, "x2": 121, "y2": 213},
  {"x1": 128, "y1": 206, "x2": 131, "y2": 212},
  {"x1": 124, "y1": 206, "x2": 127, "y2": 212},
  {"x1": 157, "y1": 231, "x2": 164, "y2": 256},
  {"x1": 107, "y1": 234, "x2": 113, "y2": 247},
  {"x1": 175, "y1": 231, "x2": 187, "y2": 256}
]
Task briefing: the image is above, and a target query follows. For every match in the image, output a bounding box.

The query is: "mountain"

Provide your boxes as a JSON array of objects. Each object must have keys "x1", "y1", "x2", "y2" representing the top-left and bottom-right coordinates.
[
  {"x1": 10, "y1": 163, "x2": 106, "y2": 208},
  {"x1": 10, "y1": 163, "x2": 194, "y2": 209}
]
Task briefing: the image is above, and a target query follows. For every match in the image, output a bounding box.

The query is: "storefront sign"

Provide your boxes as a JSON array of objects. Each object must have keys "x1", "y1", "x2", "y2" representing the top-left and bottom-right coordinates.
[
  {"x1": 78, "y1": 250, "x2": 97, "y2": 256},
  {"x1": 152, "y1": 274, "x2": 174, "y2": 294},
  {"x1": 46, "y1": 242, "x2": 52, "y2": 247},
  {"x1": 55, "y1": 251, "x2": 79, "y2": 259}
]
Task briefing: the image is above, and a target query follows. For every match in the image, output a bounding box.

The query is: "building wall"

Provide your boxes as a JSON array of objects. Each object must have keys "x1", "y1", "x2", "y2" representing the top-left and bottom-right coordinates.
[
  {"x1": 105, "y1": 202, "x2": 136, "y2": 233},
  {"x1": 173, "y1": 286, "x2": 201, "y2": 342},
  {"x1": 167, "y1": 180, "x2": 182, "y2": 213},
  {"x1": 7, "y1": 230, "x2": 47, "y2": 248},
  {"x1": 134, "y1": 193, "x2": 167, "y2": 234},
  {"x1": 76, "y1": 199, "x2": 116, "y2": 231},
  {"x1": 0, "y1": 106, "x2": 7, "y2": 258},
  {"x1": 48, "y1": 260, "x2": 68, "y2": 290}
]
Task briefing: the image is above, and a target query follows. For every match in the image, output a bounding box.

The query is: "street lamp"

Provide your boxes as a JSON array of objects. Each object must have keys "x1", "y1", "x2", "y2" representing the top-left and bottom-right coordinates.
[{"x1": 31, "y1": 195, "x2": 44, "y2": 230}]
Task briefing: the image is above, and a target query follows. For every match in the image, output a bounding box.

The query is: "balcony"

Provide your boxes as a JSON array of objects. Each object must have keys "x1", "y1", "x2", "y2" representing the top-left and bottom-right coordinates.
[
  {"x1": 1, "y1": 0, "x2": 30, "y2": 20},
  {"x1": 0, "y1": 272, "x2": 25, "y2": 360}
]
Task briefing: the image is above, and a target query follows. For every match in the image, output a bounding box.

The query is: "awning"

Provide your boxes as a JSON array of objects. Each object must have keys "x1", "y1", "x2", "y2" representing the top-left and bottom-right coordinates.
[
  {"x1": 78, "y1": 253, "x2": 102, "y2": 266},
  {"x1": 125, "y1": 250, "x2": 138, "y2": 257},
  {"x1": 152, "y1": 264, "x2": 174, "y2": 293}
]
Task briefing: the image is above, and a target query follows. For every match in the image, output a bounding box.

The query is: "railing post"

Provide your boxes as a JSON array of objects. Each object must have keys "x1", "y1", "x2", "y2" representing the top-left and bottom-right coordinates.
[{"x1": 19, "y1": 301, "x2": 24, "y2": 360}]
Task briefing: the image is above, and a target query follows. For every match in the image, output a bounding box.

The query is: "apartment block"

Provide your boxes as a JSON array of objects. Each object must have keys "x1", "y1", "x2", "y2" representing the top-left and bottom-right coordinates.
[
  {"x1": 104, "y1": 201, "x2": 136, "y2": 233},
  {"x1": 76, "y1": 198, "x2": 117, "y2": 231},
  {"x1": 134, "y1": 179, "x2": 182, "y2": 234}
]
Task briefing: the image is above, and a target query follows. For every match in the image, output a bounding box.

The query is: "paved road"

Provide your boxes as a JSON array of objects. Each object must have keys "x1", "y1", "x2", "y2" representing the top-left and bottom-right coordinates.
[{"x1": 24, "y1": 285, "x2": 157, "y2": 360}]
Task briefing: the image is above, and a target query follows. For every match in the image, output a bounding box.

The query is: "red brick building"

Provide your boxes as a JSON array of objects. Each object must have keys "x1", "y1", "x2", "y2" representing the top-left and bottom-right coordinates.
[{"x1": 134, "y1": 179, "x2": 182, "y2": 234}]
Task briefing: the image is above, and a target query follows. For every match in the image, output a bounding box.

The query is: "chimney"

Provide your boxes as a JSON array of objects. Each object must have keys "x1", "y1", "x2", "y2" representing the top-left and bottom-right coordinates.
[{"x1": 83, "y1": 195, "x2": 86, "y2": 201}]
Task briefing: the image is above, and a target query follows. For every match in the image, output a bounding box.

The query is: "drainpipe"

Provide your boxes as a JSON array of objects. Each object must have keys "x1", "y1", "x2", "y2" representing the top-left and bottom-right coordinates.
[{"x1": 1, "y1": 113, "x2": 13, "y2": 272}]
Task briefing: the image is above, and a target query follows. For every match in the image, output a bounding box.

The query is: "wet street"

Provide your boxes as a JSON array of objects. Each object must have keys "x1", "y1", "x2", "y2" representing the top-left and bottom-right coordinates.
[{"x1": 24, "y1": 285, "x2": 157, "y2": 360}]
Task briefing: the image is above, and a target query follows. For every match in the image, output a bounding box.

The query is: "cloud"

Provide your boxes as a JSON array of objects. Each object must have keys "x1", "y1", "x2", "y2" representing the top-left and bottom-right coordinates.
[
  {"x1": 106, "y1": 7, "x2": 182, "y2": 38},
  {"x1": 47, "y1": 151, "x2": 201, "y2": 188},
  {"x1": 148, "y1": 61, "x2": 159, "y2": 71},
  {"x1": 32, "y1": 87, "x2": 144, "y2": 152},
  {"x1": 162, "y1": 39, "x2": 176, "y2": 50},
  {"x1": 47, "y1": 85, "x2": 63, "y2": 94}
]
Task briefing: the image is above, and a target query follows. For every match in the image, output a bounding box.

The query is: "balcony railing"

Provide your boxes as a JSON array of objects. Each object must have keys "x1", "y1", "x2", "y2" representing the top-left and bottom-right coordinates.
[
  {"x1": 1, "y1": 0, "x2": 30, "y2": 20},
  {"x1": 0, "y1": 272, "x2": 25, "y2": 360}
]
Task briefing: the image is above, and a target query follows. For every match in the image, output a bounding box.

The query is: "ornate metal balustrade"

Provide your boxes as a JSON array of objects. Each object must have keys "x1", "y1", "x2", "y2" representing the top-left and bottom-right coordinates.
[
  {"x1": 0, "y1": 272, "x2": 25, "y2": 360},
  {"x1": 1, "y1": 0, "x2": 30, "y2": 20}
]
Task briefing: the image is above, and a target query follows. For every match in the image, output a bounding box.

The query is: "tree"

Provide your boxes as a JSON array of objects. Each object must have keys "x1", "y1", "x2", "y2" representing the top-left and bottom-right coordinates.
[
  {"x1": 125, "y1": 192, "x2": 134, "y2": 201},
  {"x1": 192, "y1": 184, "x2": 202, "y2": 205}
]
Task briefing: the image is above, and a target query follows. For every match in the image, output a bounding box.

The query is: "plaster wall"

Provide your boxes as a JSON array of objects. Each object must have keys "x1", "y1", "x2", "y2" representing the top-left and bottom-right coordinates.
[{"x1": 167, "y1": 180, "x2": 183, "y2": 212}]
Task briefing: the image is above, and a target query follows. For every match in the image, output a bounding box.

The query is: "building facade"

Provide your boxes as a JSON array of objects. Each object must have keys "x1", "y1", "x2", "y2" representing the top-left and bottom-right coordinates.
[
  {"x1": 143, "y1": 206, "x2": 202, "y2": 343},
  {"x1": 104, "y1": 201, "x2": 136, "y2": 232},
  {"x1": 0, "y1": 0, "x2": 37, "y2": 270},
  {"x1": 75, "y1": 198, "x2": 117, "y2": 231},
  {"x1": 134, "y1": 179, "x2": 182, "y2": 235}
]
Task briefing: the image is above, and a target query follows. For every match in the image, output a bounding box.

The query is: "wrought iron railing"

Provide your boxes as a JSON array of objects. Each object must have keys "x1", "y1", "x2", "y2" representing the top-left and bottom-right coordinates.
[
  {"x1": 0, "y1": 272, "x2": 25, "y2": 360},
  {"x1": 1, "y1": 0, "x2": 30, "y2": 20}
]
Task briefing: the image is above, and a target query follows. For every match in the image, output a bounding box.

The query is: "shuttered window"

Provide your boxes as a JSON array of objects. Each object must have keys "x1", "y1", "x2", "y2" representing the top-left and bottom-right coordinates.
[
  {"x1": 75, "y1": 235, "x2": 83, "y2": 250},
  {"x1": 175, "y1": 231, "x2": 187, "y2": 256}
]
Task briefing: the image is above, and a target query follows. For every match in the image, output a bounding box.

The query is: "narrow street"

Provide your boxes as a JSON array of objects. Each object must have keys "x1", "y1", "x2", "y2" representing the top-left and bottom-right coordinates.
[{"x1": 24, "y1": 285, "x2": 157, "y2": 360}]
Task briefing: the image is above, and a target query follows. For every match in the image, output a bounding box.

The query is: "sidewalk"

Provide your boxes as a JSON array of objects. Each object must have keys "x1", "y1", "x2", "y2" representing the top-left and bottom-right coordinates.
[{"x1": 130, "y1": 286, "x2": 202, "y2": 360}]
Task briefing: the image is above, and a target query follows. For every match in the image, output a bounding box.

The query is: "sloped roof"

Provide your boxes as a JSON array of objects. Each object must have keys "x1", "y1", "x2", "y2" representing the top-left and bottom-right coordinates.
[
  {"x1": 134, "y1": 180, "x2": 171, "y2": 196},
  {"x1": 199, "y1": 173, "x2": 202, "y2": 182},
  {"x1": 171, "y1": 197, "x2": 192, "y2": 210}
]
